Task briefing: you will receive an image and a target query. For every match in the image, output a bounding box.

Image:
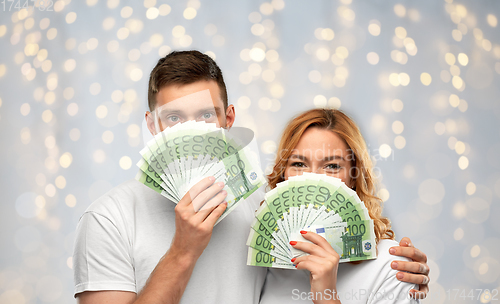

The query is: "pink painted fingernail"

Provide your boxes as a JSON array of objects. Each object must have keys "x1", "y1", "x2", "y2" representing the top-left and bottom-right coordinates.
[
  {"x1": 208, "y1": 176, "x2": 215, "y2": 181},
  {"x1": 391, "y1": 261, "x2": 398, "y2": 269},
  {"x1": 389, "y1": 248, "x2": 396, "y2": 254},
  {"x1": 397, "y1": 272, "x2": 404, "y2": 279},
  {"x1": 217, "y1": 182, "x2": 224, "y2": 187}
]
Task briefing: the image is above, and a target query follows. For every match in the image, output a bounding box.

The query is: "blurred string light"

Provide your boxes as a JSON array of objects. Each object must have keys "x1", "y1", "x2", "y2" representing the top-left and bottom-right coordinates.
[
  {"x1": 385, "y1": 1, "x2": 495, "y2": 294},
  {"x1": 235, "y1": 0, "x2": 285, "y2": 140}
]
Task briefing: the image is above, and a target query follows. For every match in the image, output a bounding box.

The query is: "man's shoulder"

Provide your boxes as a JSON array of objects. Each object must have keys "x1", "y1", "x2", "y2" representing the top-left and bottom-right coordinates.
[
  {"x1": 84, "y1": 179, "x2": 164, "y2": 217},
  {"x1": 340, "y1": 239, "x2": 411, "y2": 283}
]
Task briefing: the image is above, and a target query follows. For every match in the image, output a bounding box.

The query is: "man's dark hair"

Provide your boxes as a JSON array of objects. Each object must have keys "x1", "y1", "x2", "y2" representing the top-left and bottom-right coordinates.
[{"x1": 147, "y1": 50, "x2": 228, "y2": 111}]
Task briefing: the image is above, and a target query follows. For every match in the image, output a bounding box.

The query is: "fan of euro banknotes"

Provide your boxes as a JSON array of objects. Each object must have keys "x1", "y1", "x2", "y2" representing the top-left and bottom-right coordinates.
[
  {"x1": 247, "y1": 173, "x2": 377, "y2": 269},
  {"x1": 135, "y1": 120, "x2": 266, "y2": 224}
]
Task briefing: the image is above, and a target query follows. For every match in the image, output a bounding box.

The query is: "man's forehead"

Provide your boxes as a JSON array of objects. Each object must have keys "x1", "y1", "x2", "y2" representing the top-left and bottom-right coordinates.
[{"x1": 157, "y1": 89, "x2": 215, "y2": 112}]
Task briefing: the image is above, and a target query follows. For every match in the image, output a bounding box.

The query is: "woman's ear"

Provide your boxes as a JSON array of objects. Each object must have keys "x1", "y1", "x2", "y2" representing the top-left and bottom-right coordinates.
[
  {"x1": 348, "y1": 166, "x2": 358, "y2": 189},
  {"x1": 350, "y1": 160, "x2": 358, "y2": 190}
]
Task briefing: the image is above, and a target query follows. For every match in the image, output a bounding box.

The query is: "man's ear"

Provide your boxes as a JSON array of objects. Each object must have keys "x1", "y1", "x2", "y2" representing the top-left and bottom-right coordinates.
[
  {"x1": 145, "y1": 111, "x2": 156, "y2": 135},
  {"x1": 225, "y1": 104, "x2": 235, "y2": 129}
]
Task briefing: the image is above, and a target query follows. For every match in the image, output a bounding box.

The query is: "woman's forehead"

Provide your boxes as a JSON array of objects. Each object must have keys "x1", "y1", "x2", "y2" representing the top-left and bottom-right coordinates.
[{"x1": 293, "y1": 127, "x2": 350, "y2": 153}]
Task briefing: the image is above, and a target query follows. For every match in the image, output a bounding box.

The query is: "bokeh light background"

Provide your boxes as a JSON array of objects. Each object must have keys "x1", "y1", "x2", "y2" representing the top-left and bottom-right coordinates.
[{"x1": 1, "y1": 0, "x2": 500, "y2": 303}]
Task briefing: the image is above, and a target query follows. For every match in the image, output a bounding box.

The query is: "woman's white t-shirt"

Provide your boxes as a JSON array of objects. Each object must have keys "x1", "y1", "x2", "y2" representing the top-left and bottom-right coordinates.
[{"x1": 259, "y1": 239, "x2": 419, "y2": 304}]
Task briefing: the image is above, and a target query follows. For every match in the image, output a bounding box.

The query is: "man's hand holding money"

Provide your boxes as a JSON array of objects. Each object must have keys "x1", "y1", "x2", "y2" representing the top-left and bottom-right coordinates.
[
  {"x1": 170, "y1": 176, "x2": 228, "y2": 261},
  {"x1": 135, "y1": 177, "x2": 227, "y2": 304}
]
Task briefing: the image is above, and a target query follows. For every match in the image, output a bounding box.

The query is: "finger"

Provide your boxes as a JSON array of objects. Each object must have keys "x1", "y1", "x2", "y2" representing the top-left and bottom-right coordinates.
[
  {"x1": 395, "y1": 272, "x2": 430, "y2": 285},
  {"x1": 391, "y1": 260, "x2": 429, "y2": 275},
  {"x1": 399, "y1": 237, "x2": 413, "y2": 247},
  {"x1": 294, "y1": 259, "x2": 319, "y2": 272},
  {"x1": 294, "y1": 256, "x2": 335, "y2": 275},
  {"x1": 290, "y1": 240, "x2": 330, "y2": 259},
  {"x1": 201, "y1": 201, "x2": 228, "y2": 227},
  {"x1": 409, "y1": 289, "x2": 428, "y2": 300},
  {"x1": 189, "y1": 193, "x2": 227, "y2": 225},
  {"x1": 191, "y1": 181, "x2": 225, "y2": 211},
  {"x1": 420, "y1": 284, "x2": 430, "y2": 293},
  {"x1": 193, "y1": 191, "x2": 227, "y2": 222},
  {"x1": 200, "y1": 190, "x2": 228, "y2": 210},
  {"x1": 293, "y1": 254, "x2": 333, "y2": 266},
  {"x1": 416, "y1": 284, "x2": 429, "y2": 299},
  {"x1": 178, "y1": 176, "x2": 216, "y2": 207},
  {"x1": 389, "y1": 246, "x2": 427, "y2": 263},
  {"x1": 300, "y1": 231, "x2": 339, "y2": 257}
]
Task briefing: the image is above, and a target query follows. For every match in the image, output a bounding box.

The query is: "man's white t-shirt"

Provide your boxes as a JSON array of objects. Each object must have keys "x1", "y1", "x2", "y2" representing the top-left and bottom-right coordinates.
[
  {"x1": 259, "y1": 239, "x2": 419, "y2": 304},
  {"x1": 73, "y1": 179, "x2": 267, "y2": 304}
]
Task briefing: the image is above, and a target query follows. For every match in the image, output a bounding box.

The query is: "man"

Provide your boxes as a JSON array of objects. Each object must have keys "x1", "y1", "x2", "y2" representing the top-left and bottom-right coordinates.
[{"x1": 73, "y1": 51, "x2": 430, "y2": 304}]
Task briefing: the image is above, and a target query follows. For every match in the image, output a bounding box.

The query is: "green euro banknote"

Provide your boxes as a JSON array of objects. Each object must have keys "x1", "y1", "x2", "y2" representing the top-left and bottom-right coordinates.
[
  {"x1": 247, "y1": 247, "x2": 295, "y2": 269},
  {"x1": 246, "y1": 228, "x2": 290, "y2": 261},
  {"x1": 247, "y1": 173, "x2": 378, "y2": 268},
  {"x1": 135, "y1": 121, "x2": 266, "y2": 225}
]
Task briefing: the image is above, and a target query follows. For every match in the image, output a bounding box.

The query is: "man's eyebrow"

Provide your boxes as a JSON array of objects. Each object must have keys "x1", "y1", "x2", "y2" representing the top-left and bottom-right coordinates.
[
  {"x1": 159, "y1": 109, "x2": 185, "y2": 116},
  {"x1": 196, "y1": 107, "x2": 222, "y2": 115}
]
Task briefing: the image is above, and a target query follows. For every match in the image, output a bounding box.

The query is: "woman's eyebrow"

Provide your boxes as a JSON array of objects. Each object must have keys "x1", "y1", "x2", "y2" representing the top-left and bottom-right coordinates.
[
  {"x1": 289, "y1": 154, "x2": 307, "y2": 161},
  {"x1": 322, "y1": 155, "x2": 345, "y2": 161},
  {"x1": 289, "y1": 154, "x2": 345, "y2": 161}
]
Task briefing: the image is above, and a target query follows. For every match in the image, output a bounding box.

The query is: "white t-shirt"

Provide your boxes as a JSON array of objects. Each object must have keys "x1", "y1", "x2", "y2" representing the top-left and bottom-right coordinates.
[
  {"x1": 259, "y1": 239, "x2": 419, "y2": 304},
  {"x1": 73, "y1": 179, "x2": 267, "y2": 304}
]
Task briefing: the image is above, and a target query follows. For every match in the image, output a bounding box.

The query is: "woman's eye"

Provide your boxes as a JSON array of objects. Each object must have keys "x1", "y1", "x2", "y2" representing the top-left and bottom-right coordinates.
[
  {"x1": 325, "y1": 164, "x2": 341, "y2": 170},
  {"x1": 291, "y1": 162, "x2": 305, "y2": 168}
]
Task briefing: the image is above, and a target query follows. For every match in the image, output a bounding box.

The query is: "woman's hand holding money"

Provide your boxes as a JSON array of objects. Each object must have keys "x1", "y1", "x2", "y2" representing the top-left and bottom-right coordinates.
[{"x1": 291, "y1": 231, "x2": 342, "y2": 304}]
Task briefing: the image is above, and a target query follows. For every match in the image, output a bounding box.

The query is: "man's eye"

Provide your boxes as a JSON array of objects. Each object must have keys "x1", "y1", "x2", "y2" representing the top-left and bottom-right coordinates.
[
  {"x1": 202, "y1": 113, "x2": 214, "y2": 119},
  {"x1": 168, "y1": 116, "x2": 180, "y2": 122}
]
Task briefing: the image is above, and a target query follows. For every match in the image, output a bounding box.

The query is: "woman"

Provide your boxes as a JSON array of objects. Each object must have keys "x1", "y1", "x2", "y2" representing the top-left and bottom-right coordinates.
[{"x1": 259, "y1": 109, "x2": 420, "y2": 304}]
